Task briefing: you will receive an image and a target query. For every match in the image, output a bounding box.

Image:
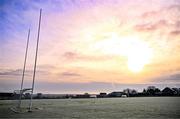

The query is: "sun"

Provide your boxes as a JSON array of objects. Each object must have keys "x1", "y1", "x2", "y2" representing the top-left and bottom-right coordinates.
[
  {"x1": 93, "y1": 34, "x2": 153, "y2": 73},
  {"x1": 122, "y1": 37, "x2": 153, "y2": 72},
  {"x1": 127, "y1": 53, "x2": 149, "y2": 73}
]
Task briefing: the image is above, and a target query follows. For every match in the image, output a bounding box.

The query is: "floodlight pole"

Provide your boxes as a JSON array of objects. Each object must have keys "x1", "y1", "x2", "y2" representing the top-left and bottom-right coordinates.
[
  {"x1": 18, "y1": 29, "x2": 30, "y2": 108},
  {"x1": 29, "y1": 9, "x2": 42, "y2": 112}
]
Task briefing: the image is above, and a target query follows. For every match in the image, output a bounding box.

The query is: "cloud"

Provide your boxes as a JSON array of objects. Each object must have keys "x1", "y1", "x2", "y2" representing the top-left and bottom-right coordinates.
[
  {"x1": 0, "y1": 69, "x2": 31, "y2": 76},
  {"x1": 61, "y1": 72, "x2": 81, "y2": 77},
  {"x1": 170, "y1": 73, "x2": 180, "y2": 80},
  {"x1": 175, "y1": 21, "x2": 180, "y2": 27},
  {"x1": 168, "y1": 4, "x2": 180, "y2": 10},
  {"x1": 63, "y1": 51, "x2": 114, "y2": 62},
  {"x1": 150, "y1": 72, "x2": 180, "y2": 84},
  {"x1": 135, "y1": 4, "x2": 180, "y2": 33},
  {"x1": 141, "y1": 4, "x2": 180, "y2": 18},
  {"x1": 135, "y1": 22, "x2": 157, "y2": 32},
  {"x1": 141, "y1": 11, "x2": 159, "y2": 19},
  {"x1": 170, "y1": 30, "x2": 180, "y2": 36},
  {"x1": 0, "y1": 68, "x2": 51, "y2": 80},
  {"x1": 135, "y1": 20, "x2": 170, "y2": 32},
  {"x1": 63, "y1": 52, "x2": 77, "y2": 60}
]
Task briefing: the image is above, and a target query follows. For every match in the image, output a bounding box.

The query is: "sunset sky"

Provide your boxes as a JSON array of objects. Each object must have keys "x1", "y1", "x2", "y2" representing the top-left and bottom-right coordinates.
[{"x1": 0, "y1": 0, "x2": 180, "y2": 93}]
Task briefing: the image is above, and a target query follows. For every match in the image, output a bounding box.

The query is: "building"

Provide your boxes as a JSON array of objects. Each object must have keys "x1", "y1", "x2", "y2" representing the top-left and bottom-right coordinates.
[
  {"x1": 108, "y1": 92, "x2": 124, "y2": 97},
  {"x1": 97, "y1": 92, "x2": 107, "y2": 98}
]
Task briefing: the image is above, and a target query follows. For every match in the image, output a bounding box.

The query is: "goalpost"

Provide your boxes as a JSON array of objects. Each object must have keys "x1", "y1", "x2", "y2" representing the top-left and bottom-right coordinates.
[{"x1": 11, "y1": 9, "x2": 42, "y2": 113}]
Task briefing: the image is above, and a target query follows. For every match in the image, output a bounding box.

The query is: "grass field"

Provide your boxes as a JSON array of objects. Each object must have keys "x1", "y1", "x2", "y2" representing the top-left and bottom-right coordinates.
[{"x1": 0, "y1": 97, "x2": 180, "y2": 118}]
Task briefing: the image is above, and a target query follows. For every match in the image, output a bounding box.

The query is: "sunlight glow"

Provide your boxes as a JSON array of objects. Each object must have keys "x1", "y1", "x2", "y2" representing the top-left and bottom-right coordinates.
[
  {"x1": 93, "y1": 34, "x2": 153, "y2": 72},
  {"x1": 122, "y1": 37, "x2": 153, "y2": 72}
]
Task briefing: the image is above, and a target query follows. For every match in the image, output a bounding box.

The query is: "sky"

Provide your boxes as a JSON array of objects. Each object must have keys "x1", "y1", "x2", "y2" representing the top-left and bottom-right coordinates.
[{"x1": 0, "y1": 0, "x2": 180, "y2": 94}]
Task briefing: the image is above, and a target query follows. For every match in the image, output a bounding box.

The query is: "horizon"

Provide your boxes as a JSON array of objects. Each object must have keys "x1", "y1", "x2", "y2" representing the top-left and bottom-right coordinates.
[
  {"x1": 1, "y1": 83, "x2": 180, "y2": 94},
  {"x1": 1, "y1": 81, "x2": 180, "y2": 94},
  {"x1": 0, "y1": 0, "x2": 180, "y2": 93}
]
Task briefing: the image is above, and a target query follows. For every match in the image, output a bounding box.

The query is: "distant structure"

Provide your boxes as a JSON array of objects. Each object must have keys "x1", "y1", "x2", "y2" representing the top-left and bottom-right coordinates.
[
  {"x1": 11, "y1": 9, "x2": 42, "y2": 113},
  {"x1": 108, "y1": 91, "x2": 124, "y2": 97},
  {"x1": 97, "y1": 92, "x2": 107, "y2": 98}
]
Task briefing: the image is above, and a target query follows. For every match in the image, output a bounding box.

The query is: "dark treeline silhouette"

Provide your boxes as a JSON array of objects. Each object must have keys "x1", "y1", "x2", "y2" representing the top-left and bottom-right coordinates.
[{"x1": 0, "y1": 86, "x2": 180, "y2": 100}]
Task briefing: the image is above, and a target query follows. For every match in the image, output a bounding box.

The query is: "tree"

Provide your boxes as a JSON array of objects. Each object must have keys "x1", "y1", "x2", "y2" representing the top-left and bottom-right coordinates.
[
  {"x1": 162, "y1": 87, "x2": 174, "y2": 96},
  {"x1": 146, "y1": 86, "x2": 161, "y2": 96},
  {"x1": 123, "y1": 88, "x2": 137, "y2": 97},
  {"x1": 143, "y1": 89, "x2": 147, "y2": 93}
]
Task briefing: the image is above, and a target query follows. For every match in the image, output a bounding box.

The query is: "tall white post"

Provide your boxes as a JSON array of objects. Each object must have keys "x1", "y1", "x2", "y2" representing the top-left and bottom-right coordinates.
[
  {"x1": 18, "y1": 29, "x2": 30, "y2": 108},
  {"x1": 29, "y1": 9, "x2": 42, "y2": 112}
]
